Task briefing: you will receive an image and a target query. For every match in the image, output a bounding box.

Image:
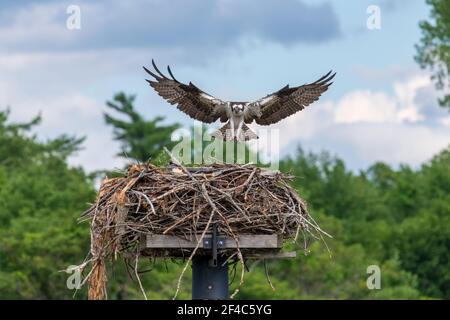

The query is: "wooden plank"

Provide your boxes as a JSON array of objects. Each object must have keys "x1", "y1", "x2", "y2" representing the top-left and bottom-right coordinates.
[
  {"x1": 145, "y1": 235, "x2": 195, "y2": 248},
  {"x1": 244, "y1": 251, "x2": 296, "y2": 259},
  {"x1": 223, "y1": 234, "x2": 280, "y2": 248},
  {"x1": 144, "y1": 234, "x2": 281, "y2": 249},
  {"x1": 135, "y1": 249, "x2": 296, "y2": 260}
]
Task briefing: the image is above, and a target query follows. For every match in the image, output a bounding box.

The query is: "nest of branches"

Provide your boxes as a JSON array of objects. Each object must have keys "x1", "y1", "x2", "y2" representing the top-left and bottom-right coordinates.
[{"x1": 78, "y1": 159, "x2": 328, "y2": 300}]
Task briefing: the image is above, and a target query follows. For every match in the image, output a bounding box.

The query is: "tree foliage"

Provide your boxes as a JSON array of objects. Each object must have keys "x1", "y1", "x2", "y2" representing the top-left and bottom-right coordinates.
[
  {"x1": 104, "y1": 93, "x2": 180, "y2": 162},
  {"x1": 0, "y1": 107, "x2": 448, "y2": 299},
  {"x1": 279, "y1": 146, "x2": 450, "y2": 298},
  {"x1": 415, "y1": 0, "x2": 450, "y2": 109},
  {"x1": 0, "y1": 110, "x2": 94, "y2": 299}
]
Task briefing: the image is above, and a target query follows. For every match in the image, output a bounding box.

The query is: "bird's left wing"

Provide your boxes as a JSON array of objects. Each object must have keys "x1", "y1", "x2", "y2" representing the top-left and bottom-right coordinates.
[
  {"x1": 244, "y1": 71, "x2": 335, "y2": 125},
  {"x1": 144, "y1": 60, "x2": 228, "y2": 123}
]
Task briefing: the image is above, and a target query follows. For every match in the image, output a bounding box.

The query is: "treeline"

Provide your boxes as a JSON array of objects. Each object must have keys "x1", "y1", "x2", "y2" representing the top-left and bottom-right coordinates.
[{"x1": 0, "y1": 95, "x2": 448, "y2": 299}]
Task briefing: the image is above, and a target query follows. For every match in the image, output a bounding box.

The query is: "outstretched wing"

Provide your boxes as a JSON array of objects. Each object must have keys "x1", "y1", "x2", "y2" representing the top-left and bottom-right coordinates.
[
  {"x1": 245, "y1": 71, "x2": 335, "y2": 125},
  {"x1": 144, "y1": 60, "x2": 228, "y2": 123}
]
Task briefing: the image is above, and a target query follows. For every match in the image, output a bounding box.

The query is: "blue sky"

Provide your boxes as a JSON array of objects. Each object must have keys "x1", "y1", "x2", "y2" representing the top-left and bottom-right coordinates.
[{"x1": 1, "y1": 0, "x2": 449, "y2": 171}]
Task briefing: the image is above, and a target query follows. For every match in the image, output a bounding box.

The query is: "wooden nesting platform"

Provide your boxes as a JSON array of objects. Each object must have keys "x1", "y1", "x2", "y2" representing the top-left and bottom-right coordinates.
[{"x1": 139, "y1": 233, "x2": 296, "y2": 260}]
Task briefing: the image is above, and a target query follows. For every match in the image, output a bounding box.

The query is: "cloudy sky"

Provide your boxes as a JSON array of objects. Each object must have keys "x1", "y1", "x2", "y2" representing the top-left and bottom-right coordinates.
[{"x1": 1, "y1": 0, "x2": 449, "y2": 172}]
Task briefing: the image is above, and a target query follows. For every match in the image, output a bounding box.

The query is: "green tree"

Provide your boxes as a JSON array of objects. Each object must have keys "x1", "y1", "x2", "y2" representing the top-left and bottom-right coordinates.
[
  {"x1": 277, "y1": 146, "x2": 450, "y2": 299},
  {"x1": 104, "y1": 93, "x2": 180, "y2": 162},
  {"x1": 392, "y1": 148, "x2": 450, "y2": 297},
  {"x1": 415, "y1": 0, "x2": 450, "y2": 109},
  {"x1": 1, "y1": 104, "x2": 448, "y2": 300},
  {"x1": 239, "y1": 212, "x2": 420, "y2": 299},
  {"x1": 0, "y1": 110, "x2": 95, "y2": 299}
]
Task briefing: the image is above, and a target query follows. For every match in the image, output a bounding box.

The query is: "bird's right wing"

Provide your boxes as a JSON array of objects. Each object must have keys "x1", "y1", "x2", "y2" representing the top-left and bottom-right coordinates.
[
  {"x1": 144, "y1": 60, "x2": 228, "y2": 123},
  {"x1": 245, "y1": 71, "x2": 335, "y2": 125}
]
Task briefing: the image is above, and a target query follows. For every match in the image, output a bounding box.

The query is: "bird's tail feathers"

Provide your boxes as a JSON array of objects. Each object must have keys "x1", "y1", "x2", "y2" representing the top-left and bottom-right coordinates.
[{"x1": 211, "y1": 122, "x2": 258, "y2": 141}]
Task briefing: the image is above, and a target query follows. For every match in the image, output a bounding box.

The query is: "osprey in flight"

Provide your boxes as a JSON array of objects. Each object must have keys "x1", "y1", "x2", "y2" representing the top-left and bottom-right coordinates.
[{"x1": 144, "y1": 60, "x2": 335, "y2": 141}]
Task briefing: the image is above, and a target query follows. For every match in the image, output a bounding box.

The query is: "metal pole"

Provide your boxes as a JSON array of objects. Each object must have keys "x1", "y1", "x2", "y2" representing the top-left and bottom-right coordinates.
[{"x1": 192, "y1": 255, "x2": 229, "y2": 300}]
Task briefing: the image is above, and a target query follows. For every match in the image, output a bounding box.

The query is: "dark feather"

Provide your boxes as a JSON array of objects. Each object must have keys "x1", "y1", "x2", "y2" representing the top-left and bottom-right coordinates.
[
  {"x1": 255, "y1": 71, "x2": 336, "y2": 125},
  {"x1": 144, "y1": 60, "x2": 227, "y2": 123}
]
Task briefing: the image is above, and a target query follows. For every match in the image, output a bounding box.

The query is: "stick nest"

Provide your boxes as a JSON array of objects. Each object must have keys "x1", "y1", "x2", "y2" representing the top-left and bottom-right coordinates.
[{"x1": 79, "y1": 162, "x2": 328, "y2": 299}]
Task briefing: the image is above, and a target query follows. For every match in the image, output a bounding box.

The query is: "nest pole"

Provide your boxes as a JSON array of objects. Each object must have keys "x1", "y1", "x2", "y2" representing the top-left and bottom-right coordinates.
[
  {"x1": 192, "y1": 222, "x2": 229, "y2": 300},
  {"x1": 192, "y1": 255, "x2": 229, "y2": 300}
]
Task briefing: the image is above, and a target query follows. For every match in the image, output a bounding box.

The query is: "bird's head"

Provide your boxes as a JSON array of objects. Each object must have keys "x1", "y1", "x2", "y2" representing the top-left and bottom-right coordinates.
[{"x1": 231, "y1": 103, "x2": 245, "y2": 115}]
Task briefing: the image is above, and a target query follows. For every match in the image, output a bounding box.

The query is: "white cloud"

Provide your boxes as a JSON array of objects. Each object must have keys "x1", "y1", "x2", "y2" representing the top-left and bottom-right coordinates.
[
  {"x1": 0, "y1": 0, "x2": 340, "y2": 53},
  {"x1": 278, "y1": 74, "x2": 450, "y2": 169},
  {"x1": 334, "y1": 75, "x2": 430, "y2": 124},
  {"x1": 0, "y1": 48, "x2": 197, "y2": 173},
  {"x1": 0, "y1": 51, "x2": 127, "y2": 173},
  {"x1": 6, "y1": 92, "x2": 124, "y2": 173},
  {"x1": 393, "y1": 75, "x2": 430, "y2": 122},
  {"x1": 0, "y1": 2, "x2": 70, "y2": 50},
  {"x1": 440, "y1": 116, "x2": 450, "y2": 126},
  {"x1": 330, "y1": 123, "x2": 450, "y2": 165},
  {"x1": 334, "y1": 90, "x2": 397, "y2": 124}
]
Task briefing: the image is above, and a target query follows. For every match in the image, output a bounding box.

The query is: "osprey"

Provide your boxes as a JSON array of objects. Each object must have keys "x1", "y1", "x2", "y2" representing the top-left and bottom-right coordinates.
[{"x1": 144, "y1": 60, "x2": 335, "y2": 141}]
